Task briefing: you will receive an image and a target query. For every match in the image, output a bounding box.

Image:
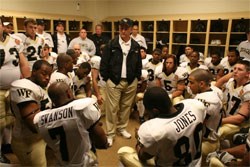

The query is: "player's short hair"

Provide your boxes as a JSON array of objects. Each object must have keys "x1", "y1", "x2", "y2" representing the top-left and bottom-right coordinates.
[
  {"x1": 43, "y1": 44, "x2": 50, "y2": 50},
  {"x1": 229, "y1": 48, "x2": 240, "y2": 57},
  {"x1": 95, "y1": 24, "x2": 103, "y2": 29},
  {"x1": 48, "y1": 82, "x2": 71, "y2": 106},
  {"x1": 192, "y1": 50, "x2": 200, "y2": 58},
  {"x1": 189, "y1": 69, "x2": 213, "y2": 85},
  {"x1": 185, "y1": 45, "x2": 194, "y2": 50},
  {"x1": 210, "y1": 51, "x2": 221, "y2": 58},
  {"x1": 237, "y1": 60, "x2": 250, "y2": 72},
  {"x1": 152, "y1": 48, "x2": 162, "y2": 55},
  {"x1": 66, "y1": 49, "x2": 76, "y2": 58},
  {"x1": 56, "y1": 53, "x2": 72, "y2": 69},
  {"x1": 140, "y1": 46, "x2": 147, "y2": 52},
  {"x1": 79, "y1": 62, "x2": 91, "y2": 70},
  {"x1": 143, "y1": 87, "x2": 172, "y2": 114},
  {"x1": 32, "y1": 60, "x2": 51, "y2": 71},
  {"x1": 24, "y1": 18, "x2": 37, "y2": 27}
]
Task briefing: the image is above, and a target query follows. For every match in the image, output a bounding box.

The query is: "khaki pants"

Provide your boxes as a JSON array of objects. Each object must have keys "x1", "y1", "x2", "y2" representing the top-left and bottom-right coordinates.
[
  {"x1": 99, "y1": 86, "x2": 107, "y2": 113},
  {"x1": 0, "y1": 90, "x2": 15, "y2": 131},
  {"x1": 12, "y1": 135, "x2": 47, "y2": 166},
  {"x1": 105, "y1": 79, "x2": 137, "y2": 137}
]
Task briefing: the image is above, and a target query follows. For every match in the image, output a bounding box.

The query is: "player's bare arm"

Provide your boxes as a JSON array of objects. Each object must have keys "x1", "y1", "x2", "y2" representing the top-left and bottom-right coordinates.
[
  {"x1": 222, "y1": 101, "x2": 249, "y2": 125},
  {"x1": 135, "y1": 141, "x2": 154, "y2": 163},
  {"x1": 88, "y1": 120, "x2": 108, "y2": 149},
  {"x1": 215, "y1": 72, "x2": 233, "y2": 89},
  {"x1": 19, "y1": 51, "x2": 31, "y2": 78},
  {"x1": 18, "y1": 101, "x2": 40, "y2": 133},
  {"x1": 91, "y1": 68, "x2": 103, "y2": 104}
]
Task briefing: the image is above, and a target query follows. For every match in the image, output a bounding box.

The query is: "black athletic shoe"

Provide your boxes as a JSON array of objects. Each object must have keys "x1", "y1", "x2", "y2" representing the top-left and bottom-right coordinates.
[
  {"x1": 233, "y1": 133, "x2": 248, "y2": 145},
  {"x1": 0, "y1": 152, "x2": 10, "y2": 164}
]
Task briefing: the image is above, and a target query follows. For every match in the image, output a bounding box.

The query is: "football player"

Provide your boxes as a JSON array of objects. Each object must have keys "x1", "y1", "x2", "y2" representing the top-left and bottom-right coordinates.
[
  {"x1": 0, "y1": 19, "x2": 30, "y2": 163},
  {"x1": 204, "y1": 52, "x2": 224, "y2": 81},
  {"x1": 219, "y1": 60, "x2": 250, "y2": 140},
  {"x1": 90, "y1": 46, "x2": 106, "y2": 109},
  {"x1": 73, "y1": 62, "x2": 92, "y2": 98},
  {"x1": 156, "y1": 54, "x2": 187, "y2": 104},
  {"x1": 145, "y1": 48, "x2": 163, "y2": 88},
  {"x1": 33, "y1": 82, "x2": 108, "y2": 166},
  {"x1": 118, "y1": 87, "x2": 206, "y2": 166},
  {"x1": 220, "y1": 48, "x2": 241, "y2": 75},
  {"x1": 188, "y1": 69, "x2": 223, "y2": 156},
  {"x1": 49, "y1": 53, "x2": 74, "y2": 95},
  {"x1": 16, "y1": 18, "x2": 44, "y2": 70},
  {"x1": 10, "y1": 60, "x2": 52, "y2": 166}
]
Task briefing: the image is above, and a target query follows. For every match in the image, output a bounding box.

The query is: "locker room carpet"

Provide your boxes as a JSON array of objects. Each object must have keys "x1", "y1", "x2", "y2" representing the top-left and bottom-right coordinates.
[{"x1": 2, "y1": 111, "x2": 140, "y2": 167}]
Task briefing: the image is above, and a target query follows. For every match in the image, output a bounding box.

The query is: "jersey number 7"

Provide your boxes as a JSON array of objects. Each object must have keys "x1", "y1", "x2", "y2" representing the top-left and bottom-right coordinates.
[{"x1": 48, "y1": 126, "x2": 69, "y2": 161}]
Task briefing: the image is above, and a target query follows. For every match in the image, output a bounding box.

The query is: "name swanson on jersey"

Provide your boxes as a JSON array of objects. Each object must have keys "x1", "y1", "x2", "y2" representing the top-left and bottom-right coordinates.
[
  {"x1": 173, "y1": 111, "x2": 197, "y2": 133},
  {"x1": 39, "y1": 106, "x2": 73, "y2": 126}
]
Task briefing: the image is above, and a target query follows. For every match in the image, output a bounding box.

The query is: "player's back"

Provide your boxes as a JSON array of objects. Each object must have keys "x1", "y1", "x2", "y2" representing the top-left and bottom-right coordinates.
[
  {"x1": 138, "y1": 99, "x2": 206, "y2": 167},
  {"x1": 195, "y1": 90, "x2": 223, "y2": 141},
  {"x1": 33, "y1": 98, "x2": 100, "y2": 166}
]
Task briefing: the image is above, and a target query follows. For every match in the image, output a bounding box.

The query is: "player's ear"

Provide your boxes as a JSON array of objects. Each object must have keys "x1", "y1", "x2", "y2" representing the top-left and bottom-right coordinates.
[
  {"x1": 152, "y1": 108, "x2": 160, "y2": 118},
  {"x1": 66, "y1": 88, "x2": 74, "y2": 99},
  {"x1": 199, "y1": 81, "x2": 205, "y2": 88}
]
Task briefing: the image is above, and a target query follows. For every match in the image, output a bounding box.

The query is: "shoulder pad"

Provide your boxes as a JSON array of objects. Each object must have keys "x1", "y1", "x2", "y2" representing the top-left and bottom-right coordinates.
[{"x1": 72, "y1": 98, "x2": 97, "y2": 110}]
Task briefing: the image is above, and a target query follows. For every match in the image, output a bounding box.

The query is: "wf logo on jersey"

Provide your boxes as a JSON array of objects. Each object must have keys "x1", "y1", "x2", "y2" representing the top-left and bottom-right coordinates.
[{"x1": 17, "y1": 88, "x2": 32, "y2": 98}]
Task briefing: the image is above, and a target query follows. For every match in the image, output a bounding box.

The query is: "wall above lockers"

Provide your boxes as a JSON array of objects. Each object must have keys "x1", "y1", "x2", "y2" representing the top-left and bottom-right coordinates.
[{"x1": 0, "y1": 0, "x2": 249, "y2": 23}]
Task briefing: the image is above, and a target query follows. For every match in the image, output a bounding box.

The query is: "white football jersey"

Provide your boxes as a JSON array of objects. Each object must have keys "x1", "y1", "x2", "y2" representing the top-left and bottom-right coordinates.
[
  {"x1": 73, "y1": 75, "x2": 90, "y2": 95},
  {"x1": 195, "y1": 90, "x2": 223, "y2": 141},
  {"x1": 220, "y1": 57, "x2": 235, "y2": 75},
  {"x1": 90, "y1": 55, "x2": 106, "y2": 87},
  {"x1": 10, "y1": 78, "x2": 51, "y2": 139},
  {"x1": 145, "y1": 61, "x2": 163, "y2": 88},
  {"x1": 138, "y1": 99, "x2": 206, "y2": 167},
  {"x1": 155, "y1": 67, "x2": 188, "y2": 94},
  {"x1": 204, "y1": 57, "x2": 223, "y2": 77},
  {"x1": 16, "y1": 33, "x2": 44, "y2": 69},
  {"x1": 180, "y1": 62, "x2": 208, "y2": 74},
  {"x1": 0, "y1": 35, "x2": 24, "y2": 89},
  {"x1": 33, "y1": 98, "x2": 100, "y2": 166},
  {"x1": 142, "y1": 54, "x2": 153, "y2": 69},
  {"x1": 49, "y1": 71, "x2": 74, "y2": 93},
  {"x1": 224, "y1": 78, "x2": 250, "y2": 116},
  {"x1": 37, "y1": 31, "x2": 54, "y2": 48}
]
